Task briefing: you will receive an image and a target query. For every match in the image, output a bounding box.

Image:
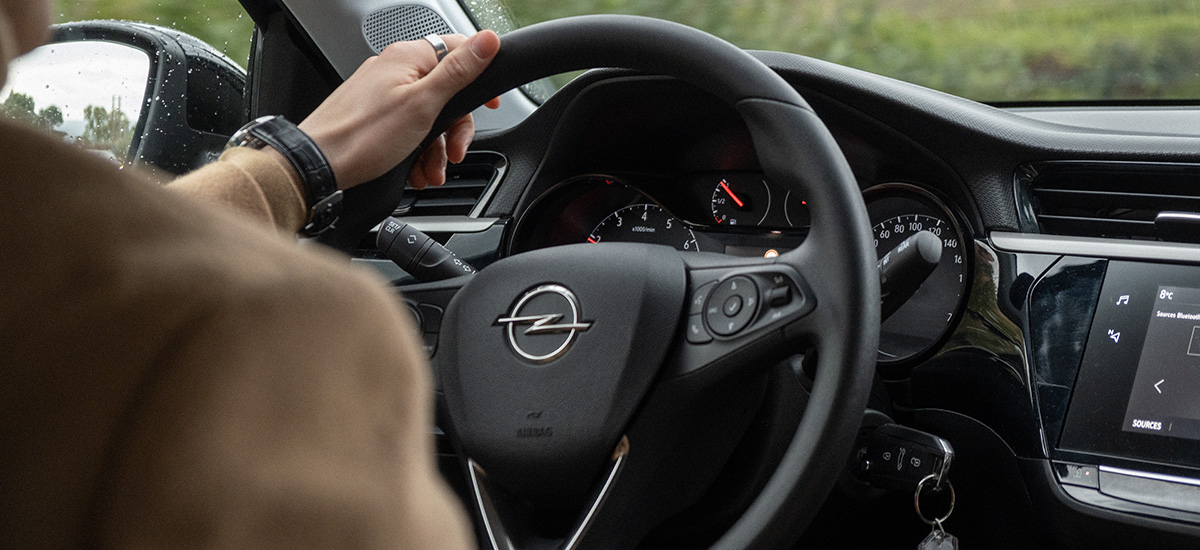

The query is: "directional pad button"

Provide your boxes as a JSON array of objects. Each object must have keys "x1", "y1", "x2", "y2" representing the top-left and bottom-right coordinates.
[{"x1": 705, "y1": 276, "x2": 758, "y2": 336}]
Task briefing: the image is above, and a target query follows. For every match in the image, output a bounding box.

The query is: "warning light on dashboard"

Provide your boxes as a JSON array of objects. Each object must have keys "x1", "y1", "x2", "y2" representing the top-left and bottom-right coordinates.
[{"x1": 764, "y1": 249, "x2": 780, "y2": 258}]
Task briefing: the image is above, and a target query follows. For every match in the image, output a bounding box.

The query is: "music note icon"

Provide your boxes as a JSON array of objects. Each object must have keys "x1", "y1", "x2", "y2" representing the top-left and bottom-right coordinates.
[{"x1": 1117, "y1": 295, "x2": 1130, "y2": 305}]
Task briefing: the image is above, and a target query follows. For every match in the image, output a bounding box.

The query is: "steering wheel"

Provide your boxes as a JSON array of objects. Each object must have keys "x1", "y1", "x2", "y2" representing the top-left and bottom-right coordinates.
[{"x1": 331, "y1": 15, "x2": 878, "y2": 550}]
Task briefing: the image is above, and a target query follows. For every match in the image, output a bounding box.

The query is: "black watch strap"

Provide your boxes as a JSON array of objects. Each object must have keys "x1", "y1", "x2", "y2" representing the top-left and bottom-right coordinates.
[{"x1": 228, "y1": 115, "x2": 341, "y2": 236}]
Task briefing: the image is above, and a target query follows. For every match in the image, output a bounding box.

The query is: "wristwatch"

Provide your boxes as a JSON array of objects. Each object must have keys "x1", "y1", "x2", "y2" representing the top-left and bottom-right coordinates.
[{"x1": 228, "y1": 115, "x2": 341, "y2": 237}]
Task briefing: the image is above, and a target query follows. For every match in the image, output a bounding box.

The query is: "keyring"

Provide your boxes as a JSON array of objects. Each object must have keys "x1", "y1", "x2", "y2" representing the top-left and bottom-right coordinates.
[
  {"x1": 914, "y1": 473, "x2": 956, "y2": 526},
  {"x1": 424, "y1": 34, "x2": 449, "y2": 62}
]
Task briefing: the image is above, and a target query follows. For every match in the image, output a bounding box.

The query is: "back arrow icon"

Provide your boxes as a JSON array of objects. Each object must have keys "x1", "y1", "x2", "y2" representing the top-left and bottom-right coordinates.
[{"x1": 1155, "y1": 379, "x2": 1164, "y2": 394}]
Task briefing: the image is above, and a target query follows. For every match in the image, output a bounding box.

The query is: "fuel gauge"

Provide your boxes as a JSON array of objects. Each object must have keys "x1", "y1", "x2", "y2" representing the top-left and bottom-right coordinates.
[{"x1": 711, "y1": 175, "x2": 771, "y2": 226}]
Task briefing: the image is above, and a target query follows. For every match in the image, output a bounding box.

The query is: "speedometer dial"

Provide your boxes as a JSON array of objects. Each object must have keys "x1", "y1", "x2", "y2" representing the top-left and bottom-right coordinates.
[
  {"x1": 588, "y1": 203, "x2": 700, "y2": 252},
  {"x1": 866, "y1": 183, "x2": 969, "y2": 365}
]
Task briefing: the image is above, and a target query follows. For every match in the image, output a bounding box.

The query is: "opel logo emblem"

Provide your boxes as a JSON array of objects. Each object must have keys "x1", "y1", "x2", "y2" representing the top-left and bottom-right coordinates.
[{"x1": 495, "y1": 285, "x2": 592, "y2": 363}]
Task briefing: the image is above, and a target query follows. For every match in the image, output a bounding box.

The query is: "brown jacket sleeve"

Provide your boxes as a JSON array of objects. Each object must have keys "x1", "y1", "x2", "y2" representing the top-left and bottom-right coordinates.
[
  {"x1": 93, "y1": 259, "x2": 476, "y2": 550},
  {"x1": 169, "y1": 147, "x2": 310, "y2": 232},
  {"x1": 0, "y1": 116, "x2": 474, "y2": 549}
]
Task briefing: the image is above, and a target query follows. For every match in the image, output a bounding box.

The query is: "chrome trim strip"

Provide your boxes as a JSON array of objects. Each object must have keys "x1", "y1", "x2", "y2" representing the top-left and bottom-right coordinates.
[
  {"x1": 468, "y1": 460, "x2": 514, "y2": 550},
  {"x1": 466, "y1": 436, "x2": 630, "y2": 550},
  {"x1": 469, "y1": 151, "x2": 510, "y2": 218},
  {"x1": 933, "y1": 438, "x2": 954, "y2": 486},
  {"x1": 370, "y1": 216, "x2": 500, "y2": 234},
  {"x1": 563, "y1": 436, "x2": 630, "y2": 550},
  {"x1": 990, "y1": 231, "x2": 1200, "y2": 263},
  {"x1": 1156, "y1": 211, "x2": 1200, "y2": 224},
  {"x1": 1099, "y1": 465, "x2": 1200, "y2": 488}
]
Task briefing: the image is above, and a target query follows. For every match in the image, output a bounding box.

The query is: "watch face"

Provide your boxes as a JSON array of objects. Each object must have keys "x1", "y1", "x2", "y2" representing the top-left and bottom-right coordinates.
[
  {"x1": 242, "y1": 136, "x2": 270, "y2": 150},
  {"x1": 227, "y1": 115, "x2": 281, "y2": 150},
  {"x1": 227, "y1": 115, "x2": 340, "y2": 237}
]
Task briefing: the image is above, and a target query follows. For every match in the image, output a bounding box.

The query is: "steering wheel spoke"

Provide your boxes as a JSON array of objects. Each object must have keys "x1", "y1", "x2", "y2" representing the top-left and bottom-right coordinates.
[
  {"x1": 666, "y1": 255, "x2": 818, "y2": 381},
  {"x1": 467, "y1": 437, "x2": 631, "y2": 550}
]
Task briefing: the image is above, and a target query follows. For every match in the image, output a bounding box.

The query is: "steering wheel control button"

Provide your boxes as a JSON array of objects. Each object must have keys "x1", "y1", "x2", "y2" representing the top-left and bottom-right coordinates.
[
  {"x1": 495, "y1": 284, "x2": 593, "y2": 363},
  {"x1": 690, "y1": 281, "x2": 717, "y2": 315},
  {"x1": 723, "y1": 295, "x2": 744, "y2": 317},
  {"x1": 686, "y1": 314, "x2": 713, "y2": 344},
  {"x1": 706, "y1": 276, "x2": 758, "y2": 336},
  {"x1": 749, "y1": 271, "x2": 812, "y2": 325},
  {"x1": 767, "y1": 285, "x2": 792, "y2": 307}
]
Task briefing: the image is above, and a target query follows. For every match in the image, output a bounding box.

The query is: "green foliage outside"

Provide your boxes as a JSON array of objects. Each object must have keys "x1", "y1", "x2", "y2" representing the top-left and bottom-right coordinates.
[
  {"x1": 1, "y1": 91, "x2": 66, "y2": 132},
  {"x1": 490, "y1": 0, "x2": 1200, "y2": 102},
  {"x1": 44, "y1": 0, "x2": 1200, "y2": 102},
  {"x1": 53, "y1": 0, "x2": 254, "y2": 67},
  {"x1": 2, "y1": 90, "x2": 134, "y2": 158},
  {"x1": 82, "y1": 100, "x2": 134, "y2": 155}
]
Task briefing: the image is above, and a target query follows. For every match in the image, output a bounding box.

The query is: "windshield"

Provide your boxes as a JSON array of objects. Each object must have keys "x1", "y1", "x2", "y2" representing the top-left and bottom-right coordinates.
[{"x1": 466, "y1": 0, "x2": 1200, "y2": 104}]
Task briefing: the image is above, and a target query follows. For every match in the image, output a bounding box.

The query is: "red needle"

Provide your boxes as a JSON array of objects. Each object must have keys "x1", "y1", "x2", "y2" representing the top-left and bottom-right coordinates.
[
  {"x1": 720, "y1": 180, "x2": 744, "y2": 208},
  {"x1": 588, "y1": 237, "x2": 598, "y2": 243}
]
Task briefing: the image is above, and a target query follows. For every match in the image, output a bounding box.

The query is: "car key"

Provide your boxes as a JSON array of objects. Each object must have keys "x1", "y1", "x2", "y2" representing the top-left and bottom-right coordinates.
[
  {"x1": 916, "y1": 473, "x2": 958, "y2": 550},
  {"x1": 859, "y1": 423, "x2": 954, "y2": 492},
  {"x1": 919, "y1": 522, "x2": 959, "y2": 550}
]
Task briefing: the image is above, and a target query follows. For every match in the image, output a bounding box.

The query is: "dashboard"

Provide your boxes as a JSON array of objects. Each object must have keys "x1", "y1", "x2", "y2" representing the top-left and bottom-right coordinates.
[{"x1": 389, "y1": 52, "x2": 1200, "y2": 550}]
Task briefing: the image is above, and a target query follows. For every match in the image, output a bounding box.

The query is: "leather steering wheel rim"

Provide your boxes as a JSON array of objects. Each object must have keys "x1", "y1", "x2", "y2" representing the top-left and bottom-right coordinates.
[{"x1": 341, "y1": 15, "x2": 880, "y2": 549}]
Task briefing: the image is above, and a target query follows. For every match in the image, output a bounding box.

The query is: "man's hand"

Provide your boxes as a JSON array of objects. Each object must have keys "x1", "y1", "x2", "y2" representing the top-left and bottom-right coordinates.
[{"x1": 297, "y1": 31, "x2": 502, "y2": 191}]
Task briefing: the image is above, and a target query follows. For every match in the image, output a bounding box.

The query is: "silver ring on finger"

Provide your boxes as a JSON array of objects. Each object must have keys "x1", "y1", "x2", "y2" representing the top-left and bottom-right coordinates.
[{"x1": 424, "y1": 34, "x2": 449, "y2": 62}]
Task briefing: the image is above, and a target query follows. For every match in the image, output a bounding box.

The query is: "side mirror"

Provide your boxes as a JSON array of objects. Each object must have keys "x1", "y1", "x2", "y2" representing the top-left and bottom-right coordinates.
[{"x1": 1, "y1": 21, "x2": 246, "y2": 176}]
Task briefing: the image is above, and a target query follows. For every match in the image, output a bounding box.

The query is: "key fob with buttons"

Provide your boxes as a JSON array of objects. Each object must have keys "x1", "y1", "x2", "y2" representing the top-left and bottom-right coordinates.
[{"x1": 858, "y1": 423, "x2": 954, "y2": 492}]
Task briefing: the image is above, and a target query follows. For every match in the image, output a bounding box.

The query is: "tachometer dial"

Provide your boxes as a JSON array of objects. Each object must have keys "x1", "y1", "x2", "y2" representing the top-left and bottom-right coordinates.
[
  {"x1": 866, "y1": 183, "x2": 970, "y2": 365},
  {"x1": 711, "y1": 175, "x2": 770, "y2": 226},
  {"x1": 588, "y1": 203, "x2": 700, "y2": 252}
]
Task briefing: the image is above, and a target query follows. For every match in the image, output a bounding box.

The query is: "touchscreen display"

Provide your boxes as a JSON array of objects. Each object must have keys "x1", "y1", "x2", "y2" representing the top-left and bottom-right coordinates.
[
  {"x1": 1122, "y1": 286, "x2": 1200, "y2": 441},
  {"x1": 1059, "y1": 261, "x2": 1200, "y2": 467}
]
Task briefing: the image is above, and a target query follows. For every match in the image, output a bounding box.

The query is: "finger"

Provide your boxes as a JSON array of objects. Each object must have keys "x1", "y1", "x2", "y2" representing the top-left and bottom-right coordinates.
[
  {"x1": 408, "y1": 154, "x2": 430, "y2": 190},
  {"x1": 485, "y1": 97, "x2": 501, "y2": 109},
  {"x1": 417, "y1": 30, "x2": 500, "y2": 96},
  {"x1": 380, "y1": 33, "x2": 469, "y2": 77},
  {"x1": 420, "y1": 134, "x2": 448, "y2": 187},
  {"x1": 444, "y1": 114, "x2": 475, "y2": 164},
  {"x1": 409, "y1": 135, "x2": 446, "y2": 190}
]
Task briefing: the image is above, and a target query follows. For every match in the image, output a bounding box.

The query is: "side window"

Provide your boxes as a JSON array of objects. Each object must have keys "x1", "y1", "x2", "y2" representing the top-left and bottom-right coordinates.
[{"x1": 185, "y1": 52, "x2": 248, "y2": 137}]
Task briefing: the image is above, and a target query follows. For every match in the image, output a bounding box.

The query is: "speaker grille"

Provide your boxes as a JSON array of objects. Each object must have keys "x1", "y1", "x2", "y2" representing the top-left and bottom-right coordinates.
[{"x1": 363, "y1": 5, "x2": 453, "y2": 53}]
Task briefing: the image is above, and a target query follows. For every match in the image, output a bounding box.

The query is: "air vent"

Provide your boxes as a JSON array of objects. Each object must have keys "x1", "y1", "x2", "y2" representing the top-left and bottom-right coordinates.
[
  {"x1": 1021, "y1": 162, "x2": 1200, "y2": 242},
  {"x1": 393, "y1": 151, "x2": 506, "y2": 218}
]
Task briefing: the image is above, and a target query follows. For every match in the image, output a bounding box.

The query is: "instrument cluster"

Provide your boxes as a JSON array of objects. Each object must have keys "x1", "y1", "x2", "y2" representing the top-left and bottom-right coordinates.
[
  {"x1": 509, "y1": 172, "x2": 807, "y2": 258},
  {"x1": 510, "y1": 173, "x2": 972, "y2": 367}
]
